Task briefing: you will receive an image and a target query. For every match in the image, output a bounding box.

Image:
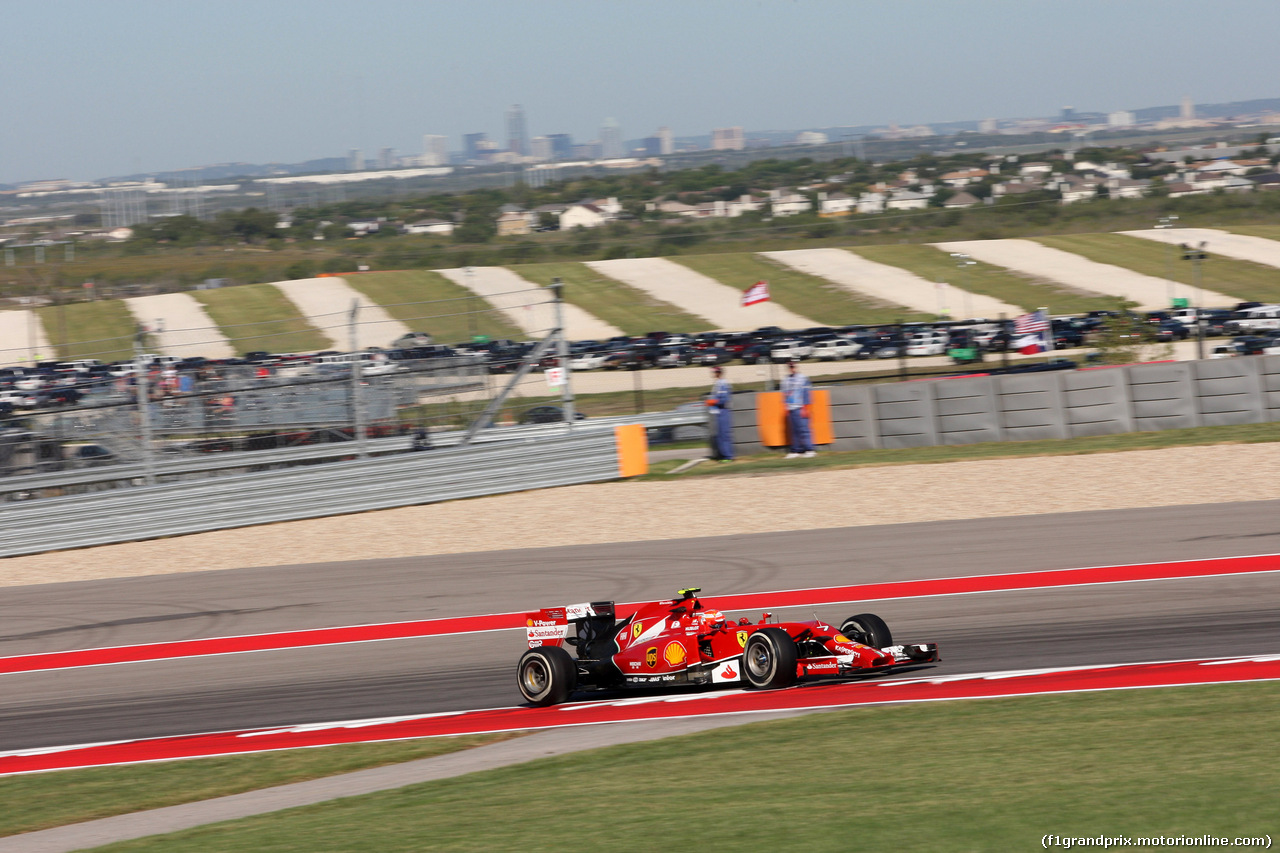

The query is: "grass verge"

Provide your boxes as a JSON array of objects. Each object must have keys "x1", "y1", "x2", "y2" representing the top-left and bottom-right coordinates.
[
  {"x1": 90, "y1": 682, "x2": 1280, "y2": 851},
  {"x1": 511, "y1": 261, "x2": 707, "y2": 336},
  {"x1": 34, "y1": 299, "x2": 137, "y2": 362},
  {"x1": 850, "y1": 243, "x2": 1115, "y2": 316},
  {"x1": 670, "y1": 252, "x2": 934, "y2": 326},
  {"x1": 342, "y1": 271, "x2": 524, "y2": 344},
  {"x1": 0, "y1": 733, "x2": 520, "y2": 838},
  {"x1": 1033, "y1": 233, "x2": 1280, "y2": 305},
  {"x1": 643, "y1": 420, "x2": 1280, "y2": 480},
  {"x1": 191, "y1": 284, "x2": 331, "y2": 355}
]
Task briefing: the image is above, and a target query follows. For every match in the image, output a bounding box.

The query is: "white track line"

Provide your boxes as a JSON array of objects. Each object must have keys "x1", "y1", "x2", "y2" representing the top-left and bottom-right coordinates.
[
  {"x1": 274, "y1": 277, "x2": 411, "y2": 351},
  {"x1": 763, "y1": 247, "x2": 1023, "y2": 319},
  {"x1": 934, "y1": 238, "x2": 1237, "y2": 311},
  {"x1": 587, "y1": 257, "x2": 818, "y2": 331}
]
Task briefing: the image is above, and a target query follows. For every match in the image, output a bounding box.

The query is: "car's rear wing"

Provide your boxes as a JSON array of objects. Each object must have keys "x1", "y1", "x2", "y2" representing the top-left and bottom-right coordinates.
[{"x1": 525, "y1": 601, "x2": 615, "y2": 648}]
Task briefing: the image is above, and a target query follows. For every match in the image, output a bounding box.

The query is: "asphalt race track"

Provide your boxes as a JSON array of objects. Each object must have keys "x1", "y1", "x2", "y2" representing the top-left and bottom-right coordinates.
[{"x1": 3, "y1": 499, "x2": 1280, "y2": 752}]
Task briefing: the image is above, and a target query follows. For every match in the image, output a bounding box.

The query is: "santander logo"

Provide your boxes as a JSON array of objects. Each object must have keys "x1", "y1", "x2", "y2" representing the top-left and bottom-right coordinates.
[{"x1": 723, "y1": 664, "x2": 737, "y2": 679}]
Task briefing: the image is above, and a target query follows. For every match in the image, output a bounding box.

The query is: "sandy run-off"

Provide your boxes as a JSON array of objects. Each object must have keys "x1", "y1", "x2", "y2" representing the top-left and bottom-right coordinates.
[
  {"x1": 437, "y1": 266, "x2": 622, "y2": 341},
  {"x1": 3, "y1": 443, "x2": 1278, "y2": 588},
  {"x1": 763, "y1": 248, "x2": 1023, "y2": 320},
  {"x1": 274, "y1": 277, "x2": 411, "y2": 351},
  {"x1": 0, "y1": 309, "x2": 53, "y2": 367},
  {"x1": 125, "y1": 293, "x2": 236, "y2": 359},
  {"x1": 934, "y1": 239, "x2": 1237, "y2": 312},
  {"x1": 587, "y1": 257, "x2": 818, "y2": 332},
  {"x1": 1121, "y1": 227, "x2": 1280, "y2": 283}
]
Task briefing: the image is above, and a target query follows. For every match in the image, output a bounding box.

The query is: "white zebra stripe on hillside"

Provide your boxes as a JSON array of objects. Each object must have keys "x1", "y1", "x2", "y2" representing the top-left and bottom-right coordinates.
[
  {"x1": 0, "y1": 309, "x2": 53, "y2": 367},
  {"x1": 933, "y1": 239, "x2": 1237, "y2": 312},
  {"x1": 437, "y1": 267, "x2": 622, "y2": 340},
  {"x1": 762, "y1": 248, "x2": 1023, "y2": 319},
  {"x1": 125, "y1": 293, "x2": 236, "y2": 359},
  {"x1": 274, "y1": 277, "x2": 412, "y2": 351},
  {"x1": 1122, "y1": 227, "x2": 1280, "y2": 276},
  {"x1": 586, "y1": 257, "x2": 817, "y2": 331}
]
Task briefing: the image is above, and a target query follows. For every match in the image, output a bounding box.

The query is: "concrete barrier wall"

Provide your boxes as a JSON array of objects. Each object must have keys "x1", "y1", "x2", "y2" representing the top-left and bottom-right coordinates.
[{"x1": 733, "y1": 355, "x2": 1280, "y2": 453}]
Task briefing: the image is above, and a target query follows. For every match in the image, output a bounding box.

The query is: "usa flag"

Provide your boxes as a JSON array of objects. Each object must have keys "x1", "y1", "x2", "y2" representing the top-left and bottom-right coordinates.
[
  {"x1": 741, "y1": 280, "x2": 770, "y2": 307},
  {"x1": 1014, "y1": 309, "x2": 1049, "y2": 334}
]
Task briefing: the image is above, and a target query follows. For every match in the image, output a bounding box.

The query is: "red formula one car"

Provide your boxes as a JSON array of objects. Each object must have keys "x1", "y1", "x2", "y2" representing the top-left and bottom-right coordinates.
[{"x1": 516, "y1": 588, "x2": 939, "y2": 706}]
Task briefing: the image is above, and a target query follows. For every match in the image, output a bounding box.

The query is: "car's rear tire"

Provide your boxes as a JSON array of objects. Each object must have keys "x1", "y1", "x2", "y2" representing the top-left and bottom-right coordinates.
[
  {"x1": 517, "y1": 646, "x2": 577, "y2": 706},
  {"x1": 742, "y1": 628, "x2": 797, "y2": 689},
  {"x1": 840, "y1": 613, "x2": 892, "y2": 648}
]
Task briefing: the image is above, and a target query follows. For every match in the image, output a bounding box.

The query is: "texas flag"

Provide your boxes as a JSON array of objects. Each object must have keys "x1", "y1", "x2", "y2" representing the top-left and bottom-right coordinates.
[
  {"x1": 741, "y1": 280, "x2": 770, "y2": 307},
  {"x1": 1014, "y1": 334, "x2": 1046, "y2": 355}
]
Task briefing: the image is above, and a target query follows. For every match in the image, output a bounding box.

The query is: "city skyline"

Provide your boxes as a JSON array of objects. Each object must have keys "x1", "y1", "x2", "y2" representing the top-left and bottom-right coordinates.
[{"x1": 5, "y1": 0, "x2": 1280, "y2": 185}]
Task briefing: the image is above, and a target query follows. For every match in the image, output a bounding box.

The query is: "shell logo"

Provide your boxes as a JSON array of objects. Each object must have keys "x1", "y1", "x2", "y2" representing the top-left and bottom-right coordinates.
[
  {"x1": 664, "y1": 642, "x2": 686, "y2": 667},
  {"x1": 526, "y1": 619, "x2": 534, "y2": 628}
]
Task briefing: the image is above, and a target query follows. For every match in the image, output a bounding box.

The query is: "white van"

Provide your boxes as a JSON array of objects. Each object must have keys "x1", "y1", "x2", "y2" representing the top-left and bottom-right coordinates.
[{"x1": 1229, "y1": 304, "x2": 1280, "y2": 334}]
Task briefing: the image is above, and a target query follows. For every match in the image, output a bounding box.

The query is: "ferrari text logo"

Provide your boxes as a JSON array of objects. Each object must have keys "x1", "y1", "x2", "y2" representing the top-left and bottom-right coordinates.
[{"x1": 645, "y1": 647, "x2": 658, "y2": 668}]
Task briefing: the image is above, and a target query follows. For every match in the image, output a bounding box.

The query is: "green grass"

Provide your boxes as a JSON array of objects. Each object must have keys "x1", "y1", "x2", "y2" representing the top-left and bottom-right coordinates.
[
  {"x1": 0, "y1": 733, "x2": 519, "y2": 838},
  {"x1": 648, "y1": 420, "x2": 1280, "y2": 480},
  {"x1": 1221, "y1": 223, "x2": 1280, "y2": 243},
  {"x1": 92, "y1": 683, "x2": 1280, "y2": 852},
  {"x1": 34, "y1": 299, "x2": 138, "y2": 361},
  {"x1": 192, "y1": 284, "x2": 332, "y2": 355},
  {"x1": 342, "y1": 270, "x2": 524, "y2": 344},
  {"x1": 671, "y1": 251, "x2": 934, "y2": 325},
  {"x1": 850, "y1": 243, "x2": 1116, "y2": 315},
  {"x1": 1033, "y1": 233, "x2": 1280, "y2": 305},
  {"x1": 511, "y1": 262, "x2": 707, "y2": 336}
]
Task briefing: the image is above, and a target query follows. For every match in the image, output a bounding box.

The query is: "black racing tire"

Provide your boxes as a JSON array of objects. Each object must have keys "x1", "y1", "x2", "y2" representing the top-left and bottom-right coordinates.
[
  {"x1": 840, "y1": 613, "x2": 892, "y2": 648},
  {"x1": 742, "y1": 627, "x2": 798, "y2": 690},
  {"x1": 517, "y1": 646, "x2": 577, "y2": 706}
]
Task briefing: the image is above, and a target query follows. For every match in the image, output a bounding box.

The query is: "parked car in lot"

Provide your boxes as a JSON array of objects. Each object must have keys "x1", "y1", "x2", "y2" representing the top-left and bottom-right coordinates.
[
  {"x1": 739, "y1": 343, "x2": 773, "y2": 364},
  {"x1": 518, "y1": 405, "x2": 585, "y2": 425},
  {"x1": 1154, "y1": 321, "x2": 1190, "y2": 342},
  {"x1": 811, "y1": 338, "x2": 861, "y2": 360},
  {"x1": 569, "y1": 350, "x2": 611, "y2": 370},
  {"x1": 655, "y1": 345, "x2": 696, "y2": 368},
  {"x1": 691, "y1": 346, "x2": 734, "y2": 367},
  {"x1": 769, "y1": 339, "x2": 813, "y2": 361}
]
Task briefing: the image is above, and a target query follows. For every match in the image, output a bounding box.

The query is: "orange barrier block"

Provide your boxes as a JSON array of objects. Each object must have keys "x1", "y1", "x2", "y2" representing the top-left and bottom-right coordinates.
[
  {"x1": 614, "y1": 424, "x2": 648, "y2": 477},
  {"x1": 756, "y1": 392, "x2": 786, "y2": 447},
  {"x1": 810, "y1": 389, "x2": 833, "y2": 446}
]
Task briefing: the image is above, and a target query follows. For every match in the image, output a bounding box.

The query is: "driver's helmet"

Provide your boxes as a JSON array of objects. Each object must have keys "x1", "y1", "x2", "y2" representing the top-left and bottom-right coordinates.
[{"x1": 694, "y1": 608, "x2": 725, "y2": 629}]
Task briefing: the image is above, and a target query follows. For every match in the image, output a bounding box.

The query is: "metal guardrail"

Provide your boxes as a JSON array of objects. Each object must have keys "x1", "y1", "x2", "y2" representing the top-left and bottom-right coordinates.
[
  {"x1": 0, "y1": 431, "x2": 624, "y2": 558},
  {"x1": 0, "y1": 409, "x2": 707, "y2": 497}
]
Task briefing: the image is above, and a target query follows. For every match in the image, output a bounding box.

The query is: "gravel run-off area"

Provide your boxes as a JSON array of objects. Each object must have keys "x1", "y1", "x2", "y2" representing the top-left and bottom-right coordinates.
[
  {"x1": 124, "y1": 293, "x2": 236, "y2": 359},
  {"x1": 436, "y1": 266, "x2": 622, "y2": 340},
  {"x1": 762, "y1": 247, "x2": 1023, "y2": 319},
  {"x1": 933, "y1": 238, "x2": 1237, "y2": 312},
  {"x1": 273, "y1": 277, "x2": 411, "y2": 351},
  {"x1": 0, "y1": 309, "x2": 53, "y2": 368},
  {"x1": 587, "y1": 257, "x2": 818, "y2": 331},
  {"x1": 1121, "y1": 227, "x2": 1280, "y2": 275},
  {"x1": 3, "y1": 443, "x2": 1278, "y2": 588}
]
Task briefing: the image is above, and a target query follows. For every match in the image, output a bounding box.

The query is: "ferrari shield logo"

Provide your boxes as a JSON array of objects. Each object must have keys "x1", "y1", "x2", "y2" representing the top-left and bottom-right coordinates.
[
  {"x1": 645, "y1": 647, "x2": 658, "y2": 668},
  {"x1": 632, "y1": 622, "x2": 644, "y2": 640},
  {"x1": 736, "y1": 630, "x2": 749, "y2": 648}
]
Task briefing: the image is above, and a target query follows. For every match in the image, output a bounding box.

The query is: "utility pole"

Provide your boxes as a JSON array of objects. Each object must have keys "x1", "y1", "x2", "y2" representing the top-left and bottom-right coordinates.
[
  {"x1": 549, "y1": 277, "x2": 576, "y2": 428},
  {"x1": 1182, "y1": 241, "x2": 1208, "y2": 360},
  {"x1": 134, "y1": 325, "x2": 155, "y2": 486},
  {"x1": 348, "y1": 298, "x2": 367, "y2": 457},
  {"x1": 1156, "y1": 215, "x2": 1179, "y2": 306}
]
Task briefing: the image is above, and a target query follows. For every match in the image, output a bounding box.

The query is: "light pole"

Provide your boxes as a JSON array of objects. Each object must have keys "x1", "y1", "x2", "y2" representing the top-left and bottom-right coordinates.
[
  {"x1": 1155, "y1": 215, "x2": 1179, "y2": 307},
  {"x1": 1182, "y1": 241, "x2": 1208, "y2": 360},
  {"x1": 950, "y1": 252, "x2": 977, "y2": 320}
]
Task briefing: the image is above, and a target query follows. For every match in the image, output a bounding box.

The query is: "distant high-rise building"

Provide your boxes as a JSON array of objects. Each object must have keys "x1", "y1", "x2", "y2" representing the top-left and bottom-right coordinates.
[
  {"x1": 378, "y1": 148, "x2": 396, "y2": 169},
  {"x1": 1061, "y1": 106, "x2": 1077, "y2": 123},
  {"x1": 348, "y1": 149, "x2": 364, "y2": 171},
  {"x1": 978, "y1": 118, "x2": 998, "y2": 134},
  {"x1": 711, "y1": 127, "x2": 745, "y2": 151},
  {"x1": 657, "y1": 126, "x2": 673, "y2": 155},
  {"x1": 641, "y1": 136, "x2": 662, "y2": 156},
  {"x1": 1108, "y1": 110, "x2": 1135, "y2": 128},
  {"x1": 422, "y1": 135, "x2": 449, "y2": 166},
  {"x1": 574, "y1": 142, "x2": 601, "y2": 160},
  {"x1": 1181, "y1": 95, "x2": 1195, "y2": 121},
  {"x1": 529, "y1": 135, "x2": 552, "y2": 161},
  {"x1": 463, "y1": 132, "x2": 489, "y2": 162},
  {"x1": 548, "y1": 133, "x2": 573, "y2": 160},
  {"x1": 600, "y1": 118, "x2": 624, "y2": 159},
  {"x1": 506, "y1": 104, "x2": 529, "y2": 156}
]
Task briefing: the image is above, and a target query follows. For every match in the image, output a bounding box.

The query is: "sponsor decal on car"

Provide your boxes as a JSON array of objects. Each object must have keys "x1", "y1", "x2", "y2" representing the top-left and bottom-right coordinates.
[
  {"x1": 712, "y1": 658, "x2": 741, "y2": 683},
  {"x1": 834, "y1": 634, "x2": 851, "y2": 644},
  {"x1": 631, "y1": 622, "x2": 644, "y2": 641},
  {"x1": 564, "y1": 603, "x2": 593, "y2": 621},
  {"x1": 803, "y1": 659, "x2": 839, "y2": 674},
  {"x1": 736, "y1": 630, "x2": 749, "y2": 648},
  {"x1": 645, "y1": 647, "x2": 658, "y2": 668},
  {"x1": 664, "y1": 642, "x2": 686, "y2": 667}
]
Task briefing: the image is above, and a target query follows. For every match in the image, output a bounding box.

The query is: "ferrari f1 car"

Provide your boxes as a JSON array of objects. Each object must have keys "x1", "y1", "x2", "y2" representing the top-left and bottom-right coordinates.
[{"x1": 516, "y1": 588, "x2": 939, "y2": 706}]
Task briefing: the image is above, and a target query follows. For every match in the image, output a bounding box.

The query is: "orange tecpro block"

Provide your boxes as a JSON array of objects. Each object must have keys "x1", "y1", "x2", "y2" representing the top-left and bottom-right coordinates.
[
  {"x1": 614, "y1": 424, "x2": 649, "y2": 477},
  {"x1": 756, "y1": 389, "x2": 832, "y2": 447}
]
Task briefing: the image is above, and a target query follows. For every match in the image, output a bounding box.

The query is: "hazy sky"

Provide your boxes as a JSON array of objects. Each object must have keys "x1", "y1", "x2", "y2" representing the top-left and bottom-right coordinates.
[{"x1": 4, "y1": 0, "x2": 1280, "y2": 184}]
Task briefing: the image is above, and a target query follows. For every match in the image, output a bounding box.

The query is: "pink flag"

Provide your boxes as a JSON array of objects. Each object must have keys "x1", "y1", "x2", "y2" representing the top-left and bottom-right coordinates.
[{"x1": 741, "y1": 280, "x2": 770, "y2": 307}]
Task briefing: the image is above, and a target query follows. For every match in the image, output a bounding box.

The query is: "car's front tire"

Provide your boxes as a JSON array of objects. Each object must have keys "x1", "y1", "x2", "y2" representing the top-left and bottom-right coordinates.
[
  {"x1": 840, "y1": 613, "x2": 892, "y2": 648},
  {"x1": 517, "y1": 646, "x2": 577, "y2": 706},
  {"x1": 743, "y1": 628, "x2": 797, "y2": 689}
]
